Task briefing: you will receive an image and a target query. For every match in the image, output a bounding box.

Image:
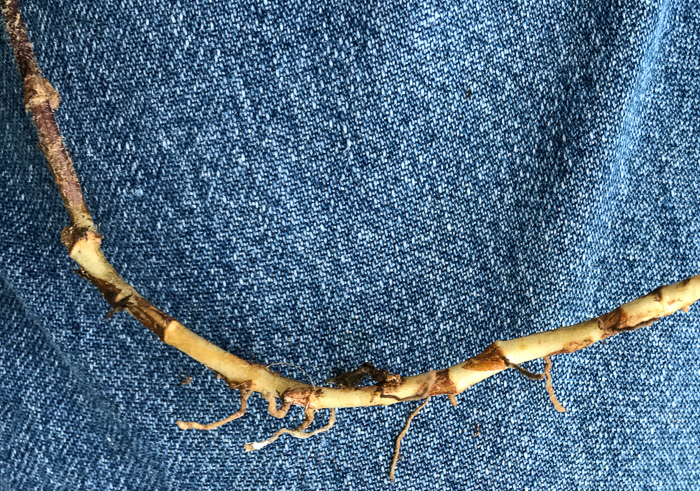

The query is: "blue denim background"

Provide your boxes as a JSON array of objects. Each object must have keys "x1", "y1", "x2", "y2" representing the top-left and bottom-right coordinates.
[{"x1": 2, "y1": 0, "x2": 699, "y2": 489}]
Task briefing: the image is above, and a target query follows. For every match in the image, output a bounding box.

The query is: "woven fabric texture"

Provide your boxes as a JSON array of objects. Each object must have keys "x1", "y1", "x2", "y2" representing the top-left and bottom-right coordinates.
[{"x1": 1, "y1": 0, "x2": 699, "y2": 489}]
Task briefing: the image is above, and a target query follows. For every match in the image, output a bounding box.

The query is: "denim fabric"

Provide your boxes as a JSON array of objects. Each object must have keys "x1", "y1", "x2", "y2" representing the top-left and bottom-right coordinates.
[{"x1": 1, "y1": 0, "x2": 699, "y2": 489}]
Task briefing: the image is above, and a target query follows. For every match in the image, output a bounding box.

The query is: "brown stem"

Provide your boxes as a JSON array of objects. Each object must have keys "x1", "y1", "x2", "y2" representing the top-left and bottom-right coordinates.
[
  {"x1": 3, "y1": 0, "x2": 91, "y2": 229},
  {"x1": 2, "y1": 0, "x2": 183, "y2": 340}
]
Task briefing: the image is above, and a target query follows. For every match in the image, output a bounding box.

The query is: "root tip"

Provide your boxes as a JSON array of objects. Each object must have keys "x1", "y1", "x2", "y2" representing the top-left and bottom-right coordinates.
[{"x1": 244, "y1": 441, "x2": 268, "y2": 452}]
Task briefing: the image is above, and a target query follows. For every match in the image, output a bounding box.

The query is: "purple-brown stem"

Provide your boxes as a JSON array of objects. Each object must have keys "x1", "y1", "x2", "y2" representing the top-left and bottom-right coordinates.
[{"x1": 3, "y1": 0, "x2": 92, "y2": 230}]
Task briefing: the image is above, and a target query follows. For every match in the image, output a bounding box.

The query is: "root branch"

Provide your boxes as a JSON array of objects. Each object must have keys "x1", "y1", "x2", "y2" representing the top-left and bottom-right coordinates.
[
  {"x1": 244, "y1": 408, "x2": 337, "y2": 452},
  {"x1": 504, "y1": 359, "x2": 546, "y2": 381},
  {"x1": 264, "y1": 392, "x2": 292, "y2": 419},
  {"x1": 390, "y1": 397, "x2": 431, "y2": 481},
  {"x1": 177, "y1": 390, "x2": 251, "y2": 430},
  {"x1": 543, "y1": 357, "x2": 566, "y2": 413}
]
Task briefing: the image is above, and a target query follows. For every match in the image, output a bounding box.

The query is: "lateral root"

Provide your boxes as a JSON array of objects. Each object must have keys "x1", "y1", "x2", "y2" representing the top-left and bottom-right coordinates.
[
  {"x1": 244, "y1": 408, "x2": 337, "y2": 452},
  {"x1": 504, "y1": 358, "x2": 546, "y2": 381},
  {"x1": 390, "y1": 397, "x2": 431, "y2": 481},
  {"x1": 264, "y1": 392, "x2": 292, "y2": 419},
  {"x1": 177, "y1": 390, "x2": 251, "y2": 430},
  {"x1": 543, "y1": 356, "x2": 566, "y2": 413}
]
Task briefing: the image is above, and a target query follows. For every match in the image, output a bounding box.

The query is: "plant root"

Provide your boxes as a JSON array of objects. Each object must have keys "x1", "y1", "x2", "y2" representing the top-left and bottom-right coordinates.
[
  {"x1": 507, "y1": 356, "x2": 567, "y2": 412},
  {"x1": 504, "y1": 359, "x2": 546, "y2": 381},
  {"x1": 390, "y1": 397, "x2": 431, "y2": 482},
  {"x1": 6, "y1": 0, "x2": 700, "y2": 480},
  {"x1": 543, "y1": 356, "x2": 566, "y2": 413},
  {"x1": 263, "y1": 392, "x2": 292, "y2": 419},
  {"x1": 177, "y1": 390, "x2": 251, "y2": 430},
  {"x1": 244, "y1": 408, "x2": 337, "y2": 452}
]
